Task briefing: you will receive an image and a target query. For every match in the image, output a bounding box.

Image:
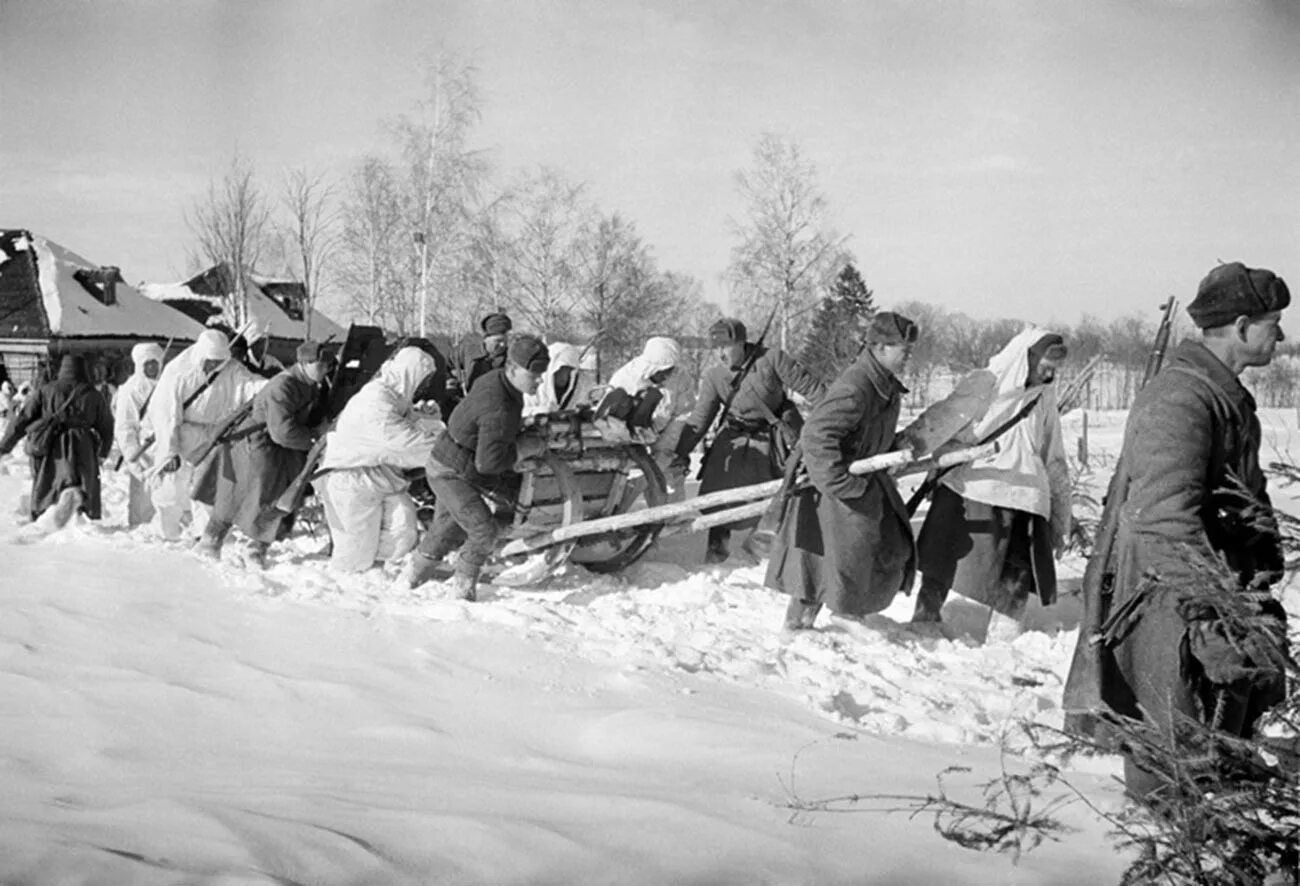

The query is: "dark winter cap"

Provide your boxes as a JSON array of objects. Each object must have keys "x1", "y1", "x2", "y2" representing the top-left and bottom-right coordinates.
[
  {"x1": 1188, "y1": 262, "x2": 1290, "y2": 329},
  {"x1": 708, "y1": 318, "x2": 748, "y2": 346},
  {"x1": 296, "y1": 339, "x2": 323, "y2": 364},
  {"x1": 508, "y1": 334, "x2": 550, "y2": 374},
  {"x1": 865, "y1": 312, "x2": 919, "y2": 345},
  {"x1": 57, "y1": 354, "x2": 89, "y2": 383},
  {"x1": 480, "y1": 312, "x2": 513, "y2": 336}
]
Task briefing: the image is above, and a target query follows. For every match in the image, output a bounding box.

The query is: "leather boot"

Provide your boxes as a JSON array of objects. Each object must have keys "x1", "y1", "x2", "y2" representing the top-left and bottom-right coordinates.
[
  {"x1": 449, "y1": 571, "x2": 478, "y2": 602},
  {"x1": 704, "y1": 528, "x2": 731, "y2": 564},
  {"x1": 194, "y1": 520, "x2": 230, "y2": 561},
  {"x1": 911, "y1": 577, "x2": 948, "y2": 624},
  {"x1": 407, "y1": 551, "x2": 443, "y2": 589},
  {"x1": 246, "y1": 541, "x2": 269, "y2": 570},
  {"x1": 783, "y1": 598, "x2": 820, "y2": 631}
]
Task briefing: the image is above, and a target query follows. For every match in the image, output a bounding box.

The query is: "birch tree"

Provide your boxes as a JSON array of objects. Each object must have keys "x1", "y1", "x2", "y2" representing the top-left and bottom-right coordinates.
[
  {"x1": 489, "y1": 168, "x2": 589, "y2": 340},
  {"x1": 573, "y1": 212, "x2": 665, "y2": 379},
  {"x1": 336, "y1": 157, "x2": 408, "y2": 328},
  {"x1": 726, "y1": 133, "x2": 848, "y2": 350},
  {"x1": 279, "y1": 167, "x2": 339, "y2": 337},
  {"x1": 392, "y1": 53, "x2": 490, "y2": 334},
  {"x1": 186, "y1": 153, "x2": 271, "y2": 326}
]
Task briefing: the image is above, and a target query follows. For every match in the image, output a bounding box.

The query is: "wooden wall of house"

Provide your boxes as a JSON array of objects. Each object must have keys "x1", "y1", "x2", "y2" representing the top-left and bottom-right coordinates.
[{"x1": 0, "y1": 338, "x2": 188, "y2": 390}]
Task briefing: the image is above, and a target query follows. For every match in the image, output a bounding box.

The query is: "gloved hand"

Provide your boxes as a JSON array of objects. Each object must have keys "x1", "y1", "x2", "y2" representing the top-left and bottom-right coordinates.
[
  {"x1": 158, "y1": 454, "x2": 182, "y2": 475},
  {"x1": 515, "y1": 433, "x2": 548, "y2": 462},
  {"x1": 668, "y1": 454, "x2": 690, "y2": 475}
]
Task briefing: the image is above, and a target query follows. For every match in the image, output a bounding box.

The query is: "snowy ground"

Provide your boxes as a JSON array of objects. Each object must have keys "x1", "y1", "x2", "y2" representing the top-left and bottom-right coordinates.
[{"x1": 2, "y1": 409, "x2": 1297, "y2": 884}]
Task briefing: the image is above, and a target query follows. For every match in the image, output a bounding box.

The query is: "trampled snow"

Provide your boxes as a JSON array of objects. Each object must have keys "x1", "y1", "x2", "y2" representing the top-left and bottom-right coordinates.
[{"x1": 1, "y1": 409, "x2": 1296, "y2": 884}]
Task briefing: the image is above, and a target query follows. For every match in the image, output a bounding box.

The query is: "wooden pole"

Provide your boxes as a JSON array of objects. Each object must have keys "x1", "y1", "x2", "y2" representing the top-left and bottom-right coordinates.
[
  {"x1": 498, "y1": 442, "x2": 997, "y2": 558},
  {"x1": 1058, "y1": 354, "x2": 1104, "y2": 415},
  {"x1": 1077, "y1": 410, "x2": 1089, "y2": 467}
]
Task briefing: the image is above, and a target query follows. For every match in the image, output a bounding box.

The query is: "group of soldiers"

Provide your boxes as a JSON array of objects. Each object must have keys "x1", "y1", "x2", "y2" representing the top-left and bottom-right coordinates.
[{"x1": 0, "y1": 259, "x2": 1292, "y2": 805}]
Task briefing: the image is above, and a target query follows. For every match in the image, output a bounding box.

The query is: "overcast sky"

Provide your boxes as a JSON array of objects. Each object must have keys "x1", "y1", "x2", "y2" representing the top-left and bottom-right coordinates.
[{"x1": 2, "y1": 0, "x2": 1297, "y2": 328}]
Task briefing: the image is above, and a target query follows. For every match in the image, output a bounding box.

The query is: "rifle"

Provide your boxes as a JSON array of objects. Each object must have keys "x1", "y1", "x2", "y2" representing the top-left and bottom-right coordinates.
[
  {"x1": 131, "y1": 321, "x2": 255, "y2": 464},
  {"x1": 184, "y1": 398, "x2": 257, "y2": 467},
  {"x1": 274, "y1": 431, "x2": 329, "y2": 514},
  {"x1": 267, "y1": 340, "x2": 347, "y2": 515},
  {"x1": 695, "y1": 302, "x2": 781, "y2": 477},
  {"x1": 1141, "y1": 296, "x2": 1178, "y2": 387}
]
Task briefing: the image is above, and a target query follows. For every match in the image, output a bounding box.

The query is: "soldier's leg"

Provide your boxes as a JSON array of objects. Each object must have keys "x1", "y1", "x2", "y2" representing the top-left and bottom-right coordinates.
[
  {"x1": 911, "y1": 574, "x2": 949, "y2": 623},
  {"x1": 983, "y1": 518, "x2": 1035, "y2": 642},
  {"x1": 408, "y1": 494, "x2": 468, "y2": 588},
  {"x1": 378, "y1": 493, "x2": 420, "y2": 566},
  {"x1": 246, "y1": 540, "x2": 270, "y2": 570},
  {"x1": 318, "y1": 472, "x2": 386, "y2": 573},
  {"x1": 783, "y1": 596, "x2": 823, "y2": 631},
  {"x1": 445, "y1": 480, "x2": 499, "y2": 601},
  {"x1": 705, "y1": 526, "x2": 731, "y2": 563},
  {"x1": 127, "y1": 472, "x2": 156, "y2": 527},
  {"x1": 195, "y1": 518, "x2": 231, "y2": 560}
]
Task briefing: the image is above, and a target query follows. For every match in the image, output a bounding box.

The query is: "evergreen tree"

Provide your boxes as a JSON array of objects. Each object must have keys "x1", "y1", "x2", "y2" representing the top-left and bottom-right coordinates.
[{"x1": 798, "y1": 262, "x2": 875, "y2": 380}]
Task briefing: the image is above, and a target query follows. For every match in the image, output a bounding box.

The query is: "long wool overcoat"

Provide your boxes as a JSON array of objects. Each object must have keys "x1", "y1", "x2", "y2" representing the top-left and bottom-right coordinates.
[
  {"x1": 763, "y1": 349, "x2": 914, "y2": 617},
  {"x1": 903, "y1": 328, "x2": 1072, "y2": 611},
  {"x1": 211, "y1": 365, "x2": 320, "y2": 542},
  {"x1": 1062, "y1": 339, "x2": 1286, "y2": 755},
  {"x1": 0, "y1": 360, "x2": 113, "y2": 520},
  {"x1": 688, "y1": 344, "x2": 826, "y2": 506}
]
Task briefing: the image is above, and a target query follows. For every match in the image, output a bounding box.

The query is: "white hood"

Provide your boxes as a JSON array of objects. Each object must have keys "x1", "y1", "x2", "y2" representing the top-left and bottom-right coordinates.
[
  {"x1": 608, "y1": 337, "x2": 680, "y2": 395},
  {"x1": 942, "y1": 326, "x2": 1070, "y2": 524}
]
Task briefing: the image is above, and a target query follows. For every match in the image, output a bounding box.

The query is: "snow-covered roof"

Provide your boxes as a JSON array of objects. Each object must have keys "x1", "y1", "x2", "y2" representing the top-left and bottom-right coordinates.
[
  {"x1": 0, "y1": 231, "x2": 207, "y2": 341},
  {"x1": 140, "y1": 268, "x2": 344, "y2": 343}
]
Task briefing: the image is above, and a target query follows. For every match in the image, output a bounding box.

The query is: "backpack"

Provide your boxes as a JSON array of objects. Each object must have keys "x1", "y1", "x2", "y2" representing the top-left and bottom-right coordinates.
[{"x1": 24, "y1": 387, "x2": 82, "y2": 457}]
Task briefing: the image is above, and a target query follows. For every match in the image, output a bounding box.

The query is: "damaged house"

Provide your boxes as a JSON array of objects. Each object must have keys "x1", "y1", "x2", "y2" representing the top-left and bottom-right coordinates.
[{"x1": 0, "y1": 230, "x2": 204, "y2": 387}]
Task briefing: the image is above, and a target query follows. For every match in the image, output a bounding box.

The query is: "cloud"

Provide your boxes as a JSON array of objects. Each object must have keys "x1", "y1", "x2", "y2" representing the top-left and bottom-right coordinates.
[{"x1": 926, "y1": 154, "x2": 1035, "y2": 177}]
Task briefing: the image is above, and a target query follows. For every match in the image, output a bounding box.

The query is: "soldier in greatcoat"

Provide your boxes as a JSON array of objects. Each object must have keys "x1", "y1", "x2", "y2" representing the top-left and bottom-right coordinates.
[
  {"x1": 0, "y1": 354, "x2": 113, "y2": 523},
  {"x1": 672, "y1": 317, "x2": 826, "y2": 563},
  {"x1": 1062, "y1": 262, "x2": 1290, "y2": 803},
  {"x1": 446, "y1": 312, "x2": 513, "y2": 410},
  {"x1": 902, "y1": 328, "x2": 1072, "y2": 641},
  {"x1": 764, "y1": 312, "x2": 919, "y2": 631},
  {"x1": 198, "y1": 340, "x2": 330, "y2": 567}
]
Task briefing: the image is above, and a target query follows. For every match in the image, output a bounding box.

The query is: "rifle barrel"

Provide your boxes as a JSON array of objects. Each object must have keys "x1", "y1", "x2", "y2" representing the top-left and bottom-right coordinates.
[{"x1": 1141, "y1": 297, "x2": 1178, "y2": 388}]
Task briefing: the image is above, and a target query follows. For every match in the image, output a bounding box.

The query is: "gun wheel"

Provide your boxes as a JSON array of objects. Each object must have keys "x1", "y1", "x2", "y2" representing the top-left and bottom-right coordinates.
[{"x1": 567, "y1": 445, "x2": 668, "y2": 574}]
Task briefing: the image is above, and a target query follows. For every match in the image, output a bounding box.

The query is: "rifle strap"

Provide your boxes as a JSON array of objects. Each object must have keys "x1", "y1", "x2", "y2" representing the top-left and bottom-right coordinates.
[
  {"x1": 181, "y1": 364, "x2": 225, "y2": 412},
  {"x1": 971, "y1": 391, "x2": 1044, "y2": 451},
  {"x1": 714, "y1": 347, "x2": 761, "y2": 430},
  {"x1": 905, "y1": 390, "x2": 1043, "y2": 514},
  {"x1": 49, "y1": 386, "x2": 84, "y2": 424}
]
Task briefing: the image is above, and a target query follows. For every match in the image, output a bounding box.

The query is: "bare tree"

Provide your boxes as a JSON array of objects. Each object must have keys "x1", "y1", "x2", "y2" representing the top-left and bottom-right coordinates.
[
  {"x1": 392, "y1": 52, "x2": 491, "y2": 335},
  {"x1": 336, "y1": 157, "x2": 407, "y2": 328},
  {"x1": 279, "y1": 167, "x2": 339, "y2": 338},
  {"x1": 891, "y1": 299, "x2": 950, "y2": 408},
  {"x1": 186, "y1": 153, "x2": 272, "y2": 326},
  {"x1": 727, "y1": 133, "x2": 849, "y2": 350},
  {"x1": 572, "y1": 212, "x2": 664, "y2": 379},
  {"x1": 490, "y1": 168, "x2": 589, "y2": 340}
]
